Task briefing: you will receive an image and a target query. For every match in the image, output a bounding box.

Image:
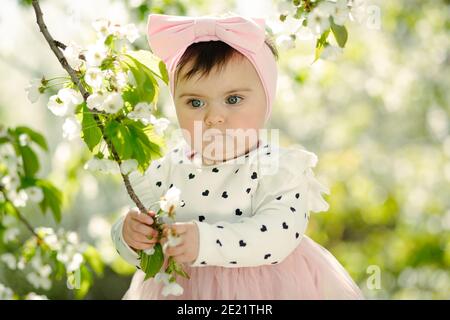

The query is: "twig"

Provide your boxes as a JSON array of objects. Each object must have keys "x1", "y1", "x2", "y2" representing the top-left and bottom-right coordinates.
[
  {"x1": 0, "y1": 187, "x2": 44, "y2": 245},
  {"x1": 30, "y1": 0, "x2": 147, "y2": 214}
]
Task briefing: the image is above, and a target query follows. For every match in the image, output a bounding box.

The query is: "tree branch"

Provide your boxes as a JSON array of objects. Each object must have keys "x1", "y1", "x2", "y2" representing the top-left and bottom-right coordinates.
[
  {"x1": 0, "y1": 187, "x2": 44, "y2": 246},
  {"x1": 30, "y1": 0, "x2": 147, "y2": 214}
]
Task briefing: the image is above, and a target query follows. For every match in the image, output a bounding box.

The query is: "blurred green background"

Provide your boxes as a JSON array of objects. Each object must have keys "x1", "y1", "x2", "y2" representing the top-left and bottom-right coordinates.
[{"x1": 0, "y1": 0, "x2": 449, "y2": 299}]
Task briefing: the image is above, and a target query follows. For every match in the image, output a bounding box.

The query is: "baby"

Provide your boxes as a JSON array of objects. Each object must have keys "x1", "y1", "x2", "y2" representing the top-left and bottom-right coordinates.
[{"x1": 111, "y1": 13, "x2": 364, "y2": 300}]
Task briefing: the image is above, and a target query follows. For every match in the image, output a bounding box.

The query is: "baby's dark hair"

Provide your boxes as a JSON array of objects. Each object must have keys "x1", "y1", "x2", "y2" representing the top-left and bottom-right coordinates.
[{"x1": 174, "y1": 36, "x2": 278, "y2": 85}]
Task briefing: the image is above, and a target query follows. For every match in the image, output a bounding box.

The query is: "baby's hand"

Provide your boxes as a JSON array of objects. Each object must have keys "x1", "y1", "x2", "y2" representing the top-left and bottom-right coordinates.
[
  {"x1": 123, "y1": 208, "x2": 159, "y2": 252},
  {"x1": 160, "y1": 222, "x2": 199, "y2": 264}
]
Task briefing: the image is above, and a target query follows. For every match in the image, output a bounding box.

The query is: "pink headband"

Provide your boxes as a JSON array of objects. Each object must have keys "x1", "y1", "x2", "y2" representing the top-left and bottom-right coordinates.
[{"x1": 146, "y1": 13, "x2": 278, "y2": 123}]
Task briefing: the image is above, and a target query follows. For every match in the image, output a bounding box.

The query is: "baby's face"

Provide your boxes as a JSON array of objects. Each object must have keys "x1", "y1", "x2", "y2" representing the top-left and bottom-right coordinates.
[{"x1": 173, "y1": 54, "x2": 266, "y2": 165}]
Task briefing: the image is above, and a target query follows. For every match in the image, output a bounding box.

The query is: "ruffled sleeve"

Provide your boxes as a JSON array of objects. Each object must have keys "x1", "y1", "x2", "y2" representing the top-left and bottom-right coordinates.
[
  {"x1": 189, "y1": 145, "x2": 330, "y2": 268},
  {"x1": 110, "y1": 156, "x2": 171, "y2": 267}
]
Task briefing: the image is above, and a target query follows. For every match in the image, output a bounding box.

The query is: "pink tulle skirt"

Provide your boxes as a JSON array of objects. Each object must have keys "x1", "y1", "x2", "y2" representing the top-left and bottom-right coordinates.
[{"x1": 122, "y1": 235, "x2": 364, "y2": 300}]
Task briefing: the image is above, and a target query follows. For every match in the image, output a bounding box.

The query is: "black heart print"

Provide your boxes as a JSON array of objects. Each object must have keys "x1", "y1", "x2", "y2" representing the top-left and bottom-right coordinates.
[
  {"x1": 251, "y1": 172, "x2": 257, "y2": 179},
  {"x1": 199, "y1": 215, "x2": 205, "y2": 222},
  {"x1": 239, "y1": 240, "x2": 246, "y2": 247},
  {"x1": 282, "y1": 222, "x2": 289, "y2": 229},
  {"x1": 235, "y1": 209, "x2": 242, "y2": 216},
  {"x1": 188, "y1": 173, "x2": 195, "y2": 179},
  {"x1": 156, "y1": 181, "x2": 162, "y2": 187},
  {"x1": 260, "y1": 225, "x2": 267, "y2": 232},
  {"x1": 212, "y1": 167, "x2": 219, "y2": 173},
  {"x1": 264, "y1": 254, "x2": 271, "y2": 259},
  {"x1": 222, "y1": 191, "x2": 228, "y2": 198},
  {"x1": 290, "y1": 207, "x2": 296, "y2": 213},
  {"x1": 202, "y1": 190, "x2": 209, "y2": 196}
]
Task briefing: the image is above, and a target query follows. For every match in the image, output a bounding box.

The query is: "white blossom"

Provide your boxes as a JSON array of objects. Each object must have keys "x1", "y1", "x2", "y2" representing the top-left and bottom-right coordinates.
[
  {"x1": 120, "y1": 159, "x2": 138, "y2": 175},
  {"x1": 167, "y1": 229, "x2": 182, "y2": 247},
  {"x1": 84, "y1": 158, "x2": 120, "y2": 174},
  {"x1": 154, "y1": 272, "x2": 171, "y2": 284},
  {"x1": 316, "y1": 1, "x2": 335, "y2": 17},
  {"x1": 43, "y1": 233, "x2": 60, "y2": 251},
  {"x1": 143, "y1": 247, "x2": 155, "y2": 255},
  {"x1": 331, "y1": 0, "x2": 350, "y2": 25},
  {"x1": 321, "y1": 44, "x2": 344, "y2": 60},
  {"x1": 277, "y1": 1, "x2": 298, "y2": 16},
  {"x1": 349, "y1": 0, "x2": 367, "y2": 23},
  {"x1": 85, "y1": 67, "x2": 105, "y2": 90},
  {"x1": 92, "y1": 18, "x2": 111, "y2": 39},
  {"x1": 19, "y1": 133, "x2": 30, "y2": 146},
  {"x1": 9, "y1": 189, "x2": 28, "y2": 207},
  {"x1": 24, "y1": 186, "x2": 44, "y2": 203},
  {"x1": 159, "y1": 186, "x2": 181, "y2": 213},
  {"x1": 150, "y1": 115, "x2": 170, "y2": 136},
  {"x1": 112, "y1": 71, "x2": 128, "y2": 89},
  {"x1": 25, "y1": 78, "x2": 43, "y2": 103},
  {"x1": 275, "y1": 34, "x2": 296, "y2": 50},
  {"x1": 63, "y1": 42, "x2": 84, "y2": 70},
  {"x1": 86, "y1": 92, "x2": 106, "y2": 110},
  {"x1": 122, "y1": 24, "x2": 140, "y2": 43},
  {"x1": 3, "y1": 228, "x2": 19, "y2": 243},
  {"x1": 25, "y1": 292, "x2": 49, "y2": 300},
  {"x1": 62, "y1": 116, "x2": 81, "y2": 141},
  {"x1": 67, "y1": 231, "x2": 79, "y2": 244},
  {"x1": 307, "y1": 8, "x2": 331, "y2": 36},
  {"x1": 1, "y1": 174, "x2": 20, "y2": 190},
  {"x1": 48, "y1": 88, "x2": 83, "y2": 117},
  {"x1": 102, "y1": 92, "x2": 123, "y2": 114},
  {"x1": 161, "y1": 281, "x2": 184, "y2": 297},
  {"x1": 0, "y1": 253, "x2": 17, "y2": 270},
  {"x1": 0, "y1": 283, "x2": 14, "y2": 300},
  {"x1": 85, "y1": 41, "x2": 108, "y2": 67},
  {"x1": 26, "y1": 272, "x2": 51, "y2": 290},
  {"x1": 67, "y1": 252, "x2": 83, "y2": 272},
  {"x1": 127, "y1": 102, "x2": 153, "y2": 124}
]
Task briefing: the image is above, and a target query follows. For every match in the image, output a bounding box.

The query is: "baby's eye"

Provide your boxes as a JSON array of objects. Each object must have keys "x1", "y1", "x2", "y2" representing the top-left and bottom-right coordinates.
[
  {"x1": 187, "y1": 99, "x2": 205, "y2": 108},
  {"x1": 226, "y1": 95, "x2": 243, "y2": 105}
]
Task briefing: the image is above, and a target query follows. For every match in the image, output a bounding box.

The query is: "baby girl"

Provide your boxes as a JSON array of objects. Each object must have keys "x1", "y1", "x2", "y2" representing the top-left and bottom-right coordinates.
[{"x1": 111, "y1": 13, "x2": 364, "y2": 300}]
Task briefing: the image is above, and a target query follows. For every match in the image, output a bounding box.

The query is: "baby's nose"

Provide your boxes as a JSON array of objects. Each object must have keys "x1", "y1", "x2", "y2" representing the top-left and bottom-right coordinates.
[{"x1": 205, "y1": 110, "x2": 225, "y2": 126}]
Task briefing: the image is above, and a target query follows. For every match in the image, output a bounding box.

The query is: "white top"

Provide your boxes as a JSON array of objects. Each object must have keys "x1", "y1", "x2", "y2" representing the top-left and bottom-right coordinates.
[{"x1": 111, "y1": 137, "x2": 330, "y2": 269}]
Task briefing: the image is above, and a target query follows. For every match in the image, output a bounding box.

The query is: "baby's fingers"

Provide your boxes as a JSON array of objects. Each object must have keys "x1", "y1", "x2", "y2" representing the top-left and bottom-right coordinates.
[{"x1": 130, "y1": 211, "x2": 154, "y2": 226}]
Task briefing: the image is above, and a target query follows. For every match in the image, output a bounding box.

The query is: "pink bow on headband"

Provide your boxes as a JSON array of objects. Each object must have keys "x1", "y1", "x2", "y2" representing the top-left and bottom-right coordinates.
[{"x1": 146, "y1": 13, "x2": 278, "y2": 123}]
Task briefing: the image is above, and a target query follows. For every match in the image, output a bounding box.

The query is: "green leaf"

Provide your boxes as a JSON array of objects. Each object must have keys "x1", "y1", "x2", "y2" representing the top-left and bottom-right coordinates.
[
  {"x1": 83, "y1": 245, "x2": 104, "y2": 276},
  {"x1": 126, "y1": 120, "x2": 164, "y2": 172},
  {"x1": 330, "y1": 18, "x2": 348, "y2": 48},
  {"x1": 20, "y1": 146, "x2": 39, "y2": 177},
  {"x1": 121, "y1": 54, "x2": 158, "y2": 103},
  {"x1": 104, "y1": 34, "x2": 115, "y2": 49},
  {"x1": 14, "y1": 127, "x2": 48, "y2": 151},
  {"x1": 36, "y1": 179, "x2": 62, "y2": 223},
  {"x1": 74, "y1": 264, "x2": 93, "y2": 299},
  {"x1": 81, "y1": 103, "x2": 103, "y2": 152},
  {"x1": 126, "y1": 50, "x2": 169, "y2": 84},
  {"x1": 314, "y1": 29, "x2": 331, "y2": 62},
  {"x1": 139, "y1": 243, "x2": 164, "y2": 280},
  {"x1": 105, "y1": 120, "x2": 134, "y2": 160}
]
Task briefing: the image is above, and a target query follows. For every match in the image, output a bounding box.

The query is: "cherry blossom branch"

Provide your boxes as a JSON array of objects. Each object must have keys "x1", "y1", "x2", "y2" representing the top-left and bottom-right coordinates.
[
  {"x1": 0, "y1": 186, "x2": 44, "y2": 245},
  {"x1": 30, "y1": 0, "x2": 147, "y2": 214}
]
